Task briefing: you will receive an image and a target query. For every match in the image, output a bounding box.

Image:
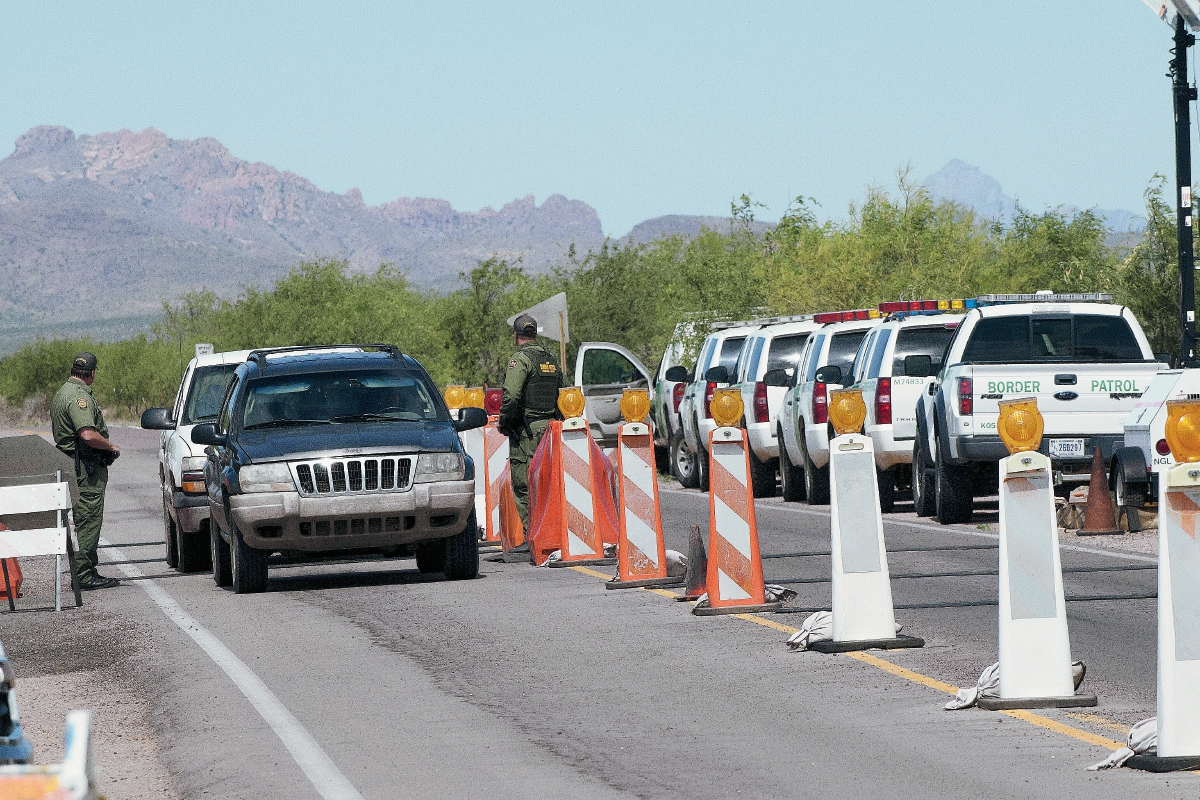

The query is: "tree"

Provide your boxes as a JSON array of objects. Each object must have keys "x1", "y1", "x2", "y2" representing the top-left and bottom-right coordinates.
[{"x1": 1118, "y1": 177, "x2": 1180, "y2": 358}]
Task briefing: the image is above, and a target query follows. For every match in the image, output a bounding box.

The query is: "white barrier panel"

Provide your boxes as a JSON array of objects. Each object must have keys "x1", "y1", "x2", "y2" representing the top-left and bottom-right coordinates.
[
  {"x1": 828, "y1": 433, "x2": 896, "y2": 642},
  {"x1": 459, "y1": 424, "x2": 487, "y2": 531},
  {"x1": 1156, "y1": 465, "x2": 1200, "y2": 757},
  {"x1": 0, "y1": 481, "x2": 73, "y2": 611}
]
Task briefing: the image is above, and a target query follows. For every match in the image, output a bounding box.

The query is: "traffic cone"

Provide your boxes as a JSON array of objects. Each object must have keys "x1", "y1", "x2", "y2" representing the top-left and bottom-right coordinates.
[
  {"x1": 693, "y1": 426, "x2": 780, "y2": 615},
  {"x1": 608, "y1": 420, "x2": 681, "y2": 589},
  {"x1": 676, "y1": 525, "x2": 708, "y2": 601},
  {"x1": 1080, "y1": 446, "x2": 1120, "y2": 536},
  {"x1": 0, "y1": 523, "x2": 22, "y2": 603}
]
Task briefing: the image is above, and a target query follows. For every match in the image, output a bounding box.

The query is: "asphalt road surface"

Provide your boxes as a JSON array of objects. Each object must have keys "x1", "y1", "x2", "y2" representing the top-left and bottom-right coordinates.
[{"x1": 2, "y1": 427, "x2": 1194, "y2": 799}]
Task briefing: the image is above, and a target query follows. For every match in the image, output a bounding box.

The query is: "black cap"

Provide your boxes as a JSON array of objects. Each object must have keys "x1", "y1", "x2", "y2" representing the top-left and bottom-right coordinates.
[
  {"x1": 73, "y1": 352, "x2": 98, "y2": 371},
  {"x1": 513, "y1": 314, "x2": 538, "y2": 336}
]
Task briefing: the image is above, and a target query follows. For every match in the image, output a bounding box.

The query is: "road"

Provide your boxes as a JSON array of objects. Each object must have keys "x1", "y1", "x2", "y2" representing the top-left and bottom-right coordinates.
[{"x1": 1, "y1": 426, "x2": 1191, "y2": 799}]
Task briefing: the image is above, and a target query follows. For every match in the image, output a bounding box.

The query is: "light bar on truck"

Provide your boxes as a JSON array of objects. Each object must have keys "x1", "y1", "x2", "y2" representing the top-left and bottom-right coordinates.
[
  {"x1": 877, "y1": 298, "x2": 977, "y2": 315},
  {"x1": 812, "y1": 309, "x2": 881, "y2": 324},
  {"x1": 974, "y1": 292, "x2": 1113, "y2": 305}
]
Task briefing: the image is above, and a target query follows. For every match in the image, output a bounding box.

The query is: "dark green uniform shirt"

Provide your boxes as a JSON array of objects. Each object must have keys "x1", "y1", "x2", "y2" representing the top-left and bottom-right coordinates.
[
  {"x1": 51, "y1": 377, "x2": 109, "y2": 456},
  {"x1": 499, "y1": 343, "x2": 563, "y2": 433}
]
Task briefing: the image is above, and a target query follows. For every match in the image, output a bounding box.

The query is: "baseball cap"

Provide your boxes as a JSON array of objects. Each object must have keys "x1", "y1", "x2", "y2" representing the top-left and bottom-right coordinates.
[
  {"x1": 513, "y1": 314, "x2": 538, "y2": 336},
  {"x1": 73, "y1": 352, "x2": 98, "y2": 371}
]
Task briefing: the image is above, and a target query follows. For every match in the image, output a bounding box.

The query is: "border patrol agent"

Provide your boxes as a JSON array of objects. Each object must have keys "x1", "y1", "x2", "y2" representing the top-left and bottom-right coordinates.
[
  {"x1": 499, "y1": 314, "x2": 564, "y2": 535},
  {"x1": 50, "y1": 352, "x2": 122, "y2": 590}
]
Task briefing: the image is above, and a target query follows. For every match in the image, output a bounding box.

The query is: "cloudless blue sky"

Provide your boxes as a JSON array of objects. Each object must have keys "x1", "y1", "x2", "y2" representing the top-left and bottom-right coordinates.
[{"x1": 0, "y1": 1, "x2": 1184, "y2": 234}]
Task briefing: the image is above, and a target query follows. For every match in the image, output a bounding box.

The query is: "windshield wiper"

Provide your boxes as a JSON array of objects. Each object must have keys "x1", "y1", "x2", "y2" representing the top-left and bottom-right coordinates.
[
  {"x1": 242, "y1": 419, "x2": 333, "y2": 431},
  {"x1": 328, "y1": 413, "x2": 414, "y2": 423}
]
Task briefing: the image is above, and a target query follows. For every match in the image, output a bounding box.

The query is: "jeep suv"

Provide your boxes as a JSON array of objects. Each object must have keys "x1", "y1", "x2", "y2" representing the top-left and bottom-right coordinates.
[{"x1": 191, "y1": 345, "x2": 487, "y2": 593}]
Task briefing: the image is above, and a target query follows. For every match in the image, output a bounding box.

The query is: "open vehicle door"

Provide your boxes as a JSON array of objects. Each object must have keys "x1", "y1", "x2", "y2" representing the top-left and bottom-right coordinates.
[{"x1": 574, "y1": 342, "x2": 653, "y2": 448}]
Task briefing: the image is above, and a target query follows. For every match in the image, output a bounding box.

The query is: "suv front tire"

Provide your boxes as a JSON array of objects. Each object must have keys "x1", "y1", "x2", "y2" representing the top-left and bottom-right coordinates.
[
  {"x1": 443, "y1": 511, "x2": 479, "y2": 580},
  {"x1": 230, "y1": 523, "x2": 269, "y2": 594}
]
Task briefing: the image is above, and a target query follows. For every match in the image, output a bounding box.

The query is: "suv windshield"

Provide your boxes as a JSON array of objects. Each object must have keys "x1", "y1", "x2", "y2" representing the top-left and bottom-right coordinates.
[
  {"x1": 961, "y1": 314, "x2": 1144, "y2": 364},
  {"x1": 240, "y1": 370, "x2": 445, "y2": 430},
  {"x1": 182, "y1": 364, "x2": 240, "y2": 425}
]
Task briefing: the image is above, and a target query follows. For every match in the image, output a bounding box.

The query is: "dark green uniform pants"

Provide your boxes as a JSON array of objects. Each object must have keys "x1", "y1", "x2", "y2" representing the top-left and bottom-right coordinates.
[
  {"x1": 72, "y1": 465, "x2": 107, "y2": 583},
  {"x1": 510, "y1": 420, "x2": 551, "y2": 529}
]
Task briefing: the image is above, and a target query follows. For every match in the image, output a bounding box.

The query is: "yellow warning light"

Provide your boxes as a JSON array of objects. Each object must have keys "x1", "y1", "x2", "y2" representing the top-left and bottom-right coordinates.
[
  {"x1": 1166, "y1": 400, "x2": 1200, "y2": 463},
  {"x1": 710, "y1": 388, "x2": 744, "y2": 428},
  {"x1": 997, "y1": 397, "x2": 1044, "y2": 455},
  {"x1": 444, "y1": 384, "x2": 466, "y2": 411},
  {"x1": 464, "y1": 387, "x2": 485, "y2": 409},
  {"x1": 558, "y1": 386, "x2": 586, "y2": 419},
  {"x1": 828, "y1": 388, "x2": 866, "y2": 436},
  {"x1": 620, "y1": 388, "x2": 651, "y2": 423}
]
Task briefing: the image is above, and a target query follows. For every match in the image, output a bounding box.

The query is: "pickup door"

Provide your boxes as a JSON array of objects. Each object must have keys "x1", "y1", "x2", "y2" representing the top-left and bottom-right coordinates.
[{"x1": 574, "y1": 342, "x2": 654, "y2": 447}]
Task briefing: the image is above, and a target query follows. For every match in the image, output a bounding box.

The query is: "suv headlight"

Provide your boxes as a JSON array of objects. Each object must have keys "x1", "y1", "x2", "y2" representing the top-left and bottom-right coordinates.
[
  {"x1": 238, "y1": 463, "x2": 296, "y2": 493},
  {"x1": 414, "y1": 452, "x2": 465, "y2": 482},
  {"x1": 181, "y1": 456, "x2": 209, "y2": 494}
]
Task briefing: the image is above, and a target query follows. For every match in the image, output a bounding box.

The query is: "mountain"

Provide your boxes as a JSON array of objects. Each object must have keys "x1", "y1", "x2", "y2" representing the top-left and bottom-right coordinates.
[
  {"x1": 620, "y1": 214, "x2": 773, "y2": 245},
  {"x1": 0, "y1": 125, "x2": 604, "y2": 330},
  {"x1": 922, "y1": 159, "x2": 1144, "y2": 234}
]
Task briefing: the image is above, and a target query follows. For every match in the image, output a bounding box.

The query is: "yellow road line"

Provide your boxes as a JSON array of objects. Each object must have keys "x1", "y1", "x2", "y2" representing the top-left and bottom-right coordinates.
[
  {"x1": 564, "y1": 564, "x2": 1130, "y2": 756},
  {"x1": 1065, "y1": 711, "x2": 1135, "y2": 737},
  {"x1": 646, "y1": 588, "x2": 682, "y2": 599}
]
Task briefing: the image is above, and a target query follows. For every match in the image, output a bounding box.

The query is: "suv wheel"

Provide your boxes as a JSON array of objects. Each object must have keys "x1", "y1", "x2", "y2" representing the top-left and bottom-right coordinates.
[
  {"x1": 211, "y1": 521, "x2": 232, "y2": 587},
  {"x1": 230, "y1": 523, "x2": 269, "y2": 594},
  {"x1": 415, "y1": 542, "x2": 447, "y2": 574},
  {"x1": 698, "y1": 447, "x2": 711, "y2": 492},
  {"x1": 749, "y1": 447, "x2": 776, "y2": 498},
  {"x1": 779, "y1": 426, "x2": 806, "y2": 502},
  {"x1": 177, "y1": 525, "x2": 212, "y2": 574},
  {"x1": 163, "y1": 498, "x2": 179, "y2": 569},
  {"x1": 912, "y1": 438, "x2": 936, "y2": 517},
  {"x1": 670, "y1": 430, "x2": 700, "y2": 489},
  {"x1": 877, "y1": 467, "x2": 896, "y2": 513},
  {"x1": 934, "y1": 446, "x2": 973, "y2": 524},
  {"x1": 800, "y1": 427, "x2": 830, "y2": 505},
  {"x1": 443, "y1": 511, "x2": 479, "y2": 580}
]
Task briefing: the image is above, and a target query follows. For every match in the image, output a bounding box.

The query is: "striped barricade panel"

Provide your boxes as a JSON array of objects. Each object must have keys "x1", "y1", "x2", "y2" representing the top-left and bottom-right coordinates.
[
  {"x1": 616, "y1": 422, "x2": 667, "y2": 579},
  {"x1": 560, "y1": 426, "x2": 602, "y2": 559},
  {"x1": 483, "y1": 419, "x2": 510, "y2": 543},
  {"x1": 705, "y1": 428, "x2": 767, "y2": 607}
]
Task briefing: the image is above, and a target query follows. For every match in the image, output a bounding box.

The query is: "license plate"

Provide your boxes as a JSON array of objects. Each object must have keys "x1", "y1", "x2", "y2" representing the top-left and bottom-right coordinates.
[{"x1": 1048, "y1": 438, "x2": 1085, "y2": 458}]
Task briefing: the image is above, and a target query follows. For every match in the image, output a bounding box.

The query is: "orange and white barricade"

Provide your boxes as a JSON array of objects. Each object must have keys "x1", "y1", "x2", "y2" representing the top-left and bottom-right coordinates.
[
  {"x1": 694, "y1": 390, "x2": 778, "y2": 615},
  {"x1": 481, "y1": 419, "x2": 510, "y2": 544},
  {"x1": 607, "y1": 390, "x2": 679, "y2": 588}
]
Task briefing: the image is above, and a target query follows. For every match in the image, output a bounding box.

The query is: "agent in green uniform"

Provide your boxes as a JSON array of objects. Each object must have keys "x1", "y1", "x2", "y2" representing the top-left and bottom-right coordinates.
[
  {"x1": 50, "y1": 352, "x2": 122, "y2": 590},
  {"x1": 499, "y1": 314, "x2": 563, "y2": 537}
]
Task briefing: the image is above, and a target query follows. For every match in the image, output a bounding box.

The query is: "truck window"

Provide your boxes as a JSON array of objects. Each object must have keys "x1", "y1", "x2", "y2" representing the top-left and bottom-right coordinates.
[
  {"x1": 804, "y1": 334, "x2": 827, "y2": 381},
  {"x1": 766, "y1": 334, "x2": 807, "y2": 375},
  {"x1": 961, "y1": 314, "x2": 1144, "y2": 364},
  {"x1": 892, "y1": 325, "x2": 956, "y2": 375},
  {"x1": 867, "y1": 329, "x2": 893, "y2": 379},
  {"x1": 717, "y1": 336, "x2": 747, "y2": 375},
  {"x1": 827, "y1": 331, "x2": 868, "y2": 381},
  {"x1": 582, "y1": 348, "x2": 644, "y2": 386},
  {"x1": 181, "y1": 364, "x2": 241, "y2": 425}
]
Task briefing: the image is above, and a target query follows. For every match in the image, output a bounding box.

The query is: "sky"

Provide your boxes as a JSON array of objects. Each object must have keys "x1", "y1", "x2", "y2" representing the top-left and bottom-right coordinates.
[{"x1": 0, "y1": 1, "x2": 1185, "y2": 235}]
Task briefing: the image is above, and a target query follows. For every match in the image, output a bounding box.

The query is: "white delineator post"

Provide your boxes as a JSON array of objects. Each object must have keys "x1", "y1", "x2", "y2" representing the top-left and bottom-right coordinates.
[
  {"x1": 458, "y1": 416, "x2": 487, "y2": 534},
  {"x1": 983, "y1": 450, "x2": 1093, "y2": 708},
  {"x1": 1155, "y1": 464, "x2": 1200, "y2": 757}
]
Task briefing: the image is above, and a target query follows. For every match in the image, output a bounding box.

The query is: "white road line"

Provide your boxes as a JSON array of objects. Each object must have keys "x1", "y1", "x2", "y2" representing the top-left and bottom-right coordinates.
[
  {"x1": 99, "y1": 538, "x2": 364, "y2": 800},
  {"x1": 658, "y1": 486, "x2": 1158, "y2": 564}
]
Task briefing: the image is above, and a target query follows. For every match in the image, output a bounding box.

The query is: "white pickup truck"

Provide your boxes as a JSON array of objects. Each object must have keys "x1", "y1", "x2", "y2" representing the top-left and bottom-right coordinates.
[
  {"x1": 1114, "y1": 365, "x2": 1189, "y2": 528},
  {"x1": 914, "y1": 294, "x2": 1163, "y2": 524}
]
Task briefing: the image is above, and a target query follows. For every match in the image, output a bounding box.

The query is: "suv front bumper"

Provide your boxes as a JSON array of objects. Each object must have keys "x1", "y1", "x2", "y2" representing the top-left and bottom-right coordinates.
[{"x1": 229, "y1": 480, "x2": 475, "y2": 551}]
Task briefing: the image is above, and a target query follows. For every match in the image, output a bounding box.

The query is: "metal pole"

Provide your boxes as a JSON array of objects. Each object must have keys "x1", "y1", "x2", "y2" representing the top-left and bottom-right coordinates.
[{"x1": 1172, "y1": 15, "x2": 1198, "y2": 365}]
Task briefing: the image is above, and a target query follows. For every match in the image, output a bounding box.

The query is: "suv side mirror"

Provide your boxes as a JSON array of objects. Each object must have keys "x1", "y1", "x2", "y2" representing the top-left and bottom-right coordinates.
[
  {"x1": 664, "y1": 365, "x2": 689, "y2": 382},
  {"x1": 454, "y1": 406, "x2": 488, "y2": 432},
  {"x1": 1155, "y1": 351, "x2": 1177, "y2": 369},
  {"x1": 763, "y1": 368, "x2": 790, "y2": 387},
  {"x1": 191, "y1": 423, "x2": 227, "y2": 446},
  {"x1": 814, "y1": 364, "x2": 842, "y2": 385},
  {"x1": 704, "y1": 365, "x2": 729, "y2": 383},
  {"x1": 903, "y1": 354, "x2": 933, "y2": 378},
  {"x1": 140, "y1": 407, "x2": 174, "y2": 430}
]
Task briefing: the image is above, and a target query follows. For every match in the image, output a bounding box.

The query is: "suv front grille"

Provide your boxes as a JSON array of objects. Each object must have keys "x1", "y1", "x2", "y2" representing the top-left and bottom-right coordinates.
[{"x1": 293, "y1": 456, "x2": 413, "y2": 496}]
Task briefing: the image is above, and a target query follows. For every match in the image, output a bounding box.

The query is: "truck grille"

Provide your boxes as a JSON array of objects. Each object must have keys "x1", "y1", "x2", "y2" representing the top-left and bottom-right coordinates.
[{"x1": 292, "y1": 456, "x2": 413, "y2": 496}]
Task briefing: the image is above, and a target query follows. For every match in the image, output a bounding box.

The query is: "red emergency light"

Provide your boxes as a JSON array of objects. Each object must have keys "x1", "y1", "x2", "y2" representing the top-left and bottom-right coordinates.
[
  {"x1": 812, "y1": 309, "x2": 881, "y2": 324},
  {"x1": 877, "y1": 298, "x2": 975, "y2": 315},
  {"x1": 484, "y1": 388, "x2": 503, "y2": 416}
]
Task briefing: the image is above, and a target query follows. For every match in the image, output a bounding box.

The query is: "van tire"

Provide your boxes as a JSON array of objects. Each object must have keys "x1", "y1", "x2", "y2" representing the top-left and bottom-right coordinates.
[{"x1": 779, "y1": 426, "x2": 806, "y2": 502}]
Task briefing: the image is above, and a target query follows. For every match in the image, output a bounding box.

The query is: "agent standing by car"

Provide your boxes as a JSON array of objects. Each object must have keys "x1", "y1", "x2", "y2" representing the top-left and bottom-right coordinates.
[
  {"x1": 50, "y1": 352, "x2": 121, "y2": 590},
  {"x1": 499, "y1": 315, "x2": 563, "y2": 535}
]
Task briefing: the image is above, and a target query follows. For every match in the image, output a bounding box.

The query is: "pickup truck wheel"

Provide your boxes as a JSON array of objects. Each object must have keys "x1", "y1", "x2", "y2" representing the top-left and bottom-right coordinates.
[
  {"x1": 443, "y1": 511, "x2": 480, "y2": 580},
  {"x1": 779, "y1": 426, "x2": 806, "y2": 502},
  {"x1": 1113, "y1": 462, "x2": 1148, "y2": 531},
  {"x1": 749, "y1": 447, "x2": 777, "y2": 498},
  {"x1": 163, "y1": 498, "x2": 179, "y2": 569},
  {"x1": 211, "y1": 521, "x2": 231, "y2": 587},
  {"x1": 877, "y1": 468, "x2": 896, "y2": 513},
  {"x1": 912, "y1": 439, "x2": 936, "y2": 517},
  {"x1": 415, "y1": 542, "x2": 447, "y2": 574},
  {"x1": 934, "y1": 451, "x2": 973, "y2": 524},
  {"x1": 230, "y1": 523, "x2": 268, "y2": 594},
  {"x1": 801, "y1": 429, "x2": 830, "y2": 505},
  {"x1": 670, "y1": 431, "x2": 700, "y2": 489},
  {"x1": 177, "y1": 526, "x2": 213, "y2": 573}
]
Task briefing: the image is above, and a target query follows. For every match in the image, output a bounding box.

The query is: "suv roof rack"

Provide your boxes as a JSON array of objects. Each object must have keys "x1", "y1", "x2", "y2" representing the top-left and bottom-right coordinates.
[{"x1": 246, "y1": 344, "x2": 401, "y2": 364}]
